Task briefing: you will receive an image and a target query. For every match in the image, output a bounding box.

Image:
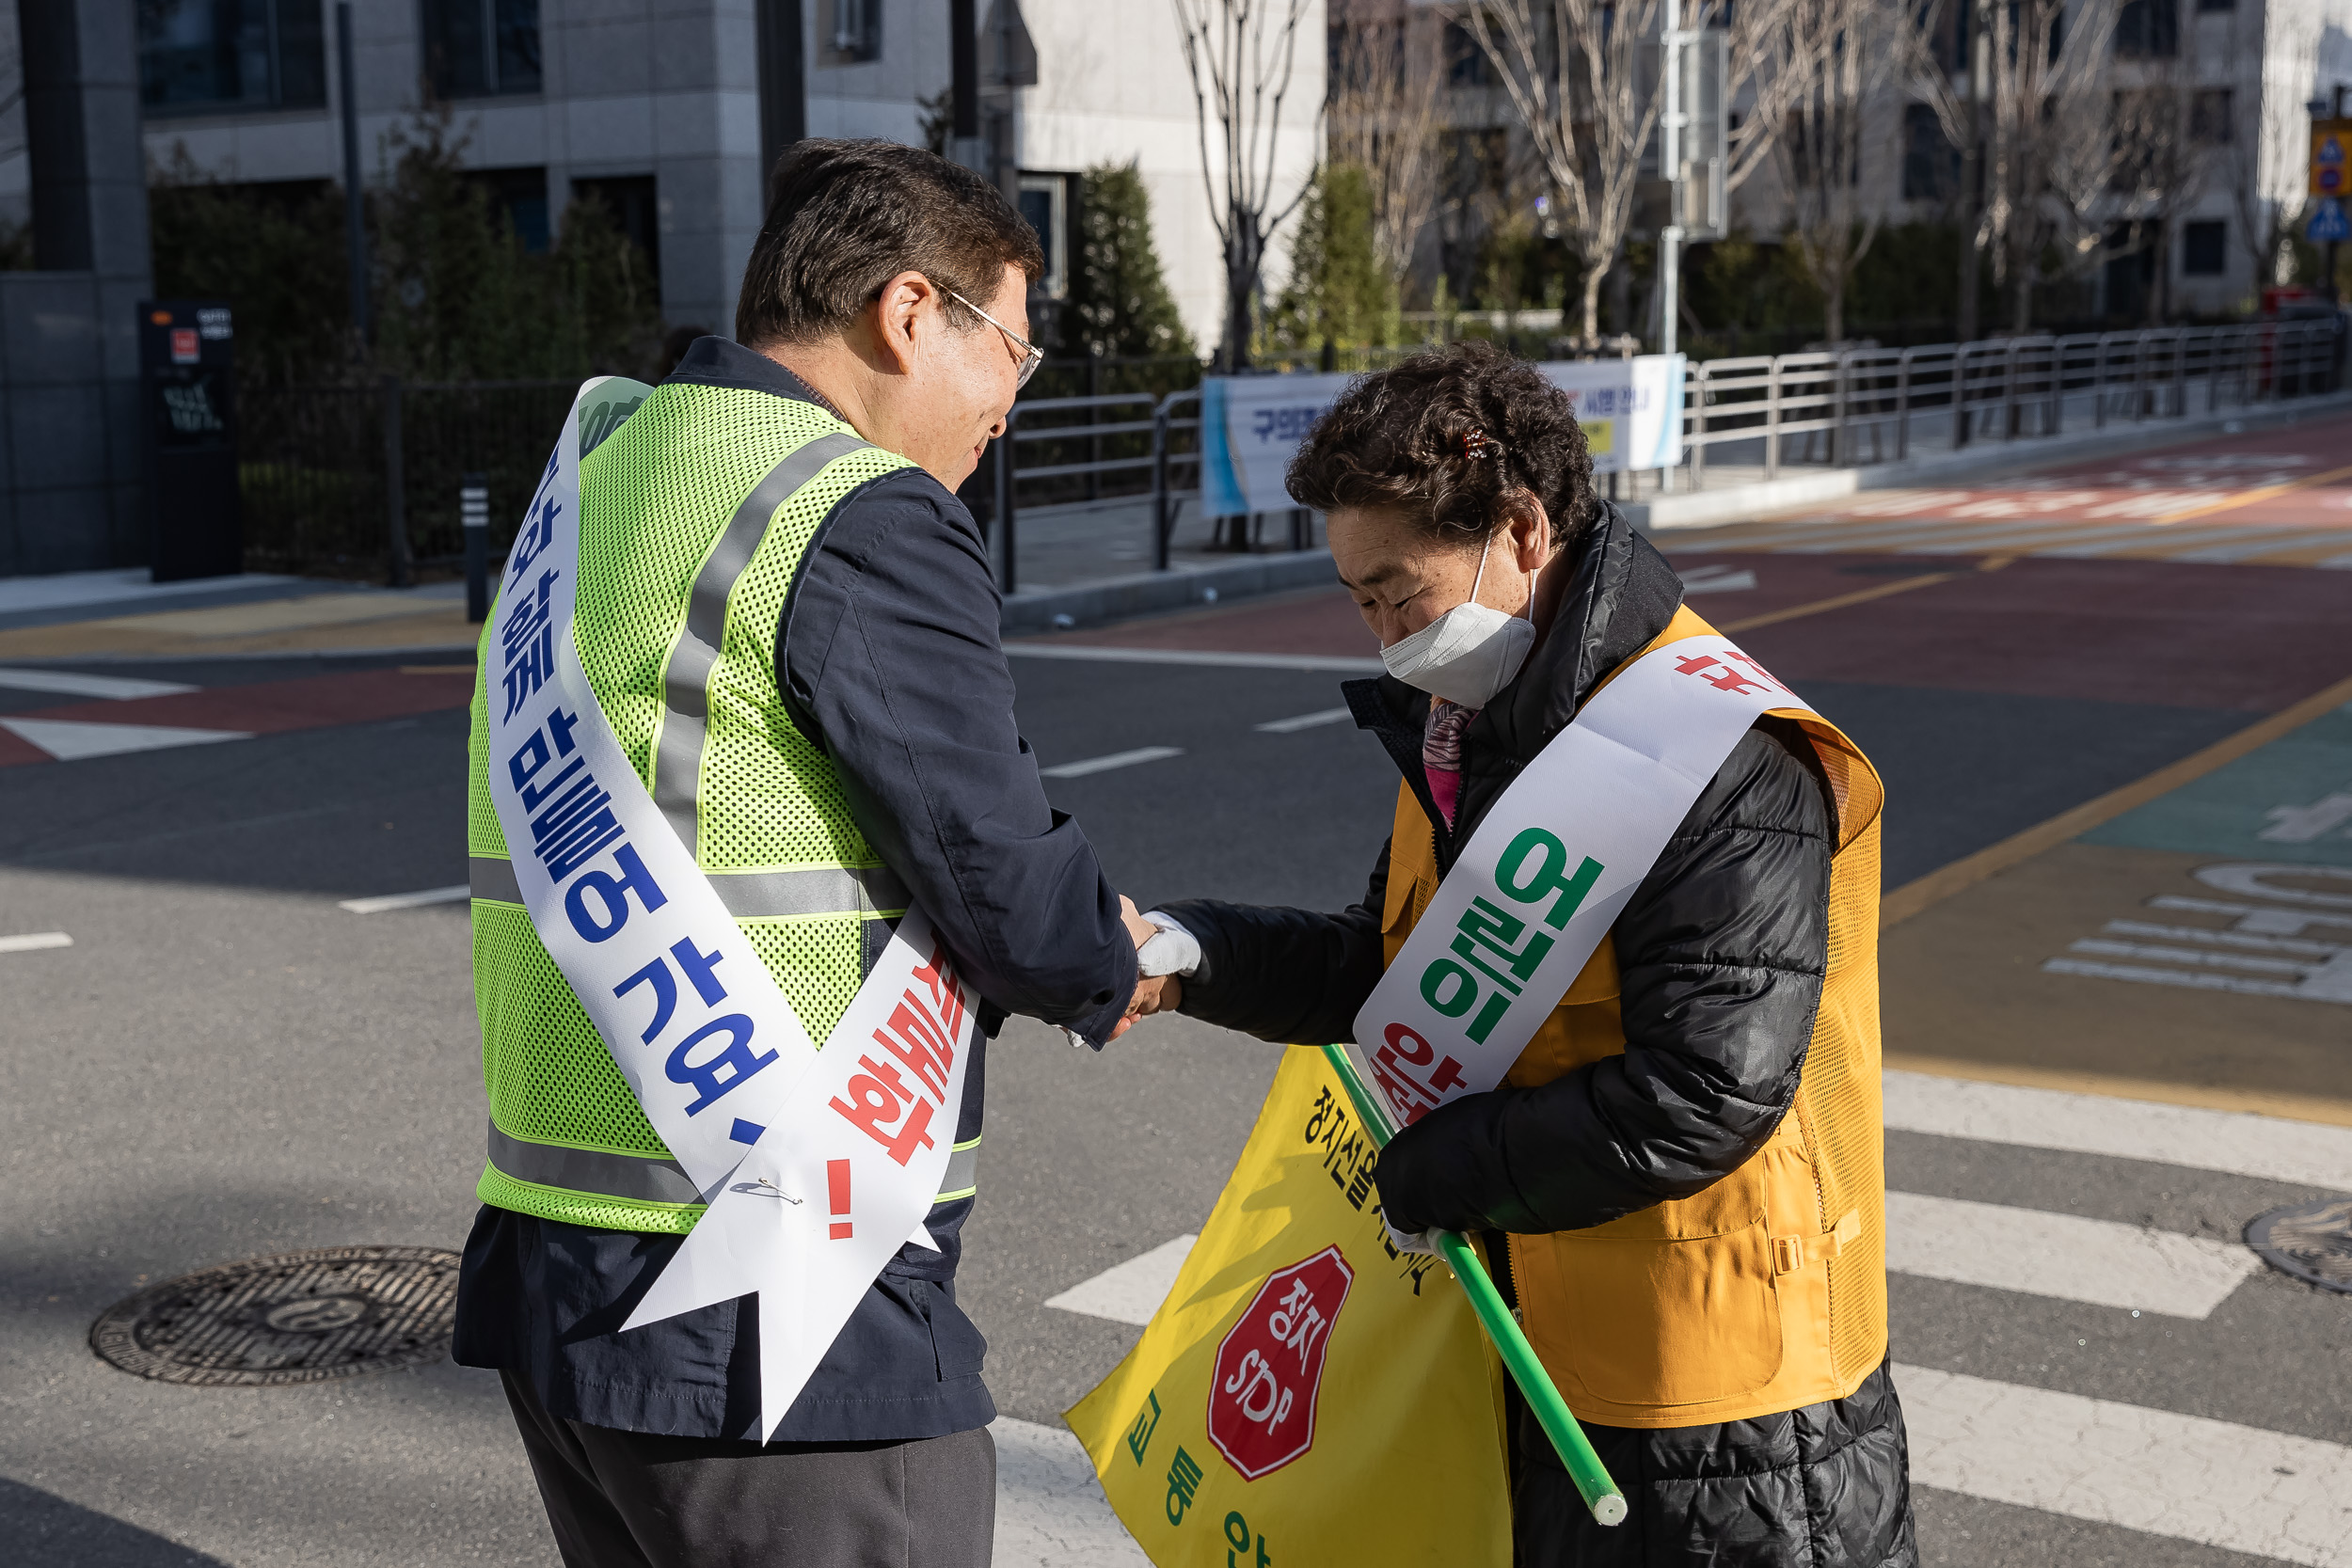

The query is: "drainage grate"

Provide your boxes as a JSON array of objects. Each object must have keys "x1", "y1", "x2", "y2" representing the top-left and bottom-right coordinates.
[
  {"x1": 89, "y1": 1245, "x2": 462, "y2": 1386},
  {"x1": 2246, "y1": 1198, "x2": 2352, "y2": 1295}
]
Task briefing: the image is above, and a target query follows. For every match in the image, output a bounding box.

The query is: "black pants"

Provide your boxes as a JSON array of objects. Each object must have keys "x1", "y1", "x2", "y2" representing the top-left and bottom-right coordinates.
[
  {"x1": 1513, "y1": 1360, "x2": 1918, "y2": 1568},
  {"x1": 501, "y1": 1371, "x2": 996, "y2": 1568}
]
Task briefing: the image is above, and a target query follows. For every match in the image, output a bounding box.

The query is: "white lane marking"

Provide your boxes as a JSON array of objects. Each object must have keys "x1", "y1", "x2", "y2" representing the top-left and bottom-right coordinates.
[
  {"x1": 2041, "y1": 524, "x2": 2283, "y2": 558},
  {"x1": 2165, "y1": 531, "x2": 2336, "y2": 564},
  {"x1": 1678, "y1": 566, "x2": 1758, "y2": 593},
  {"x1": 1044, "y1": 1234, "x2": 1198, "y2": 1325},
  {"x1": 0, "y1": 667, "x2": 199, "y2": 700},
  {"x1": 1887, "y1": 522, "x2": 2162, "y2": 554},
  {"x1": 338, "y1": 885, "x2": 469, "y2": 914},
  {"x1": 0, "y1": 931, "x2": 73, "y2": 954},
  {"x1": 991, "y1": 1416, "x2": 1149, "y2": 1566},
  {"x1": 1899, "y1": 1363, "x2": 2352, "y2": 1566},
  {"x1": 1006, "y1": 644, "x2": 1383, "y2": 673},
  {"x1": 1883, "y1": 1069, "x2": 2352, "y2": 1192},
  {"x1": 1254, "y1": 706, "x2": 1352, "y2": 734},
  {"x1": 1040, "y1": 746, "x2": 1184, "y2": 780},
  {"x1": 1884, "y1": 1192, "x2": 2259, "y2": 1320},
  {"x1": 0, "y1": 717, "x2": 251, "y2": 761}
]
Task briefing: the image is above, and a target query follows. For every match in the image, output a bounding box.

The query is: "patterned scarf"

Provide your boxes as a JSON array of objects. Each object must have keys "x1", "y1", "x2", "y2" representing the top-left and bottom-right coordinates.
[{"x1": 1422, "y1": 698, "x2": 1477, "y2": 828}]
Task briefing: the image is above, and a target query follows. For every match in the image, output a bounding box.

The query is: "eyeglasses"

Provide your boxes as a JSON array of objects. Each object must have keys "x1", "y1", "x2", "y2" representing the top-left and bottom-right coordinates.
[{"x1": 944, "y1": 286, "x2": 1044, "y2": 388}]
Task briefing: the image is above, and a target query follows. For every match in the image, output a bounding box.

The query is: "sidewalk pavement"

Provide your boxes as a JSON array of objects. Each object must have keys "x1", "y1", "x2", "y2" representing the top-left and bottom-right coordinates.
[
  {"x1": 5, "y1": 382, "x2": 2344, "y2": 660},
  {"x1": 0, "y1": 575, "x2": 479, "y2": 661}
]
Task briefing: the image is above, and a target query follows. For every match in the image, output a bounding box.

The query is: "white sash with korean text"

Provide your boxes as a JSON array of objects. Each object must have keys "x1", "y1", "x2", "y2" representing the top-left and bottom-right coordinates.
[
  {"x1": 485, "y1": 378, "x2": 978, "y2": 1440},
  {"x1": 1354, "y1": 634, "x2": 1817, "y2": 1126}
]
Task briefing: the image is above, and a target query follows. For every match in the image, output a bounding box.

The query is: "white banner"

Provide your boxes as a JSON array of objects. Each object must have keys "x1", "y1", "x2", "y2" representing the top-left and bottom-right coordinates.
[
  {"x1": 1351, "y1": 635, "x2": 1812, "y2": 1126},
  {"x1": 1200, "y1": 372, "x2": 1354, "y2": 517},
  {"x1": 1199, "y1": 356, "x2": 1687, "y2": 515},
  {"x1": 485, "y1": 379, "x2": 977, "y2": 1439}
]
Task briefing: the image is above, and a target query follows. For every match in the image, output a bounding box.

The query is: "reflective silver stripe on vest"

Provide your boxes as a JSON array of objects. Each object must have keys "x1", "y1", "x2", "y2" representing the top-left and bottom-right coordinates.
[
  {"x1": 487, "y1": 1122, "x2": 979, "y2": 1206},
  {"x1": 470, "y1": 856, "x2": 905, "y2": 918},
  {"x1": 488, "y1": 1121, "x2": 701, "y2": 1204},
  {"x1": 471, "y1": 855, "x2": 525, "y2": 904},
  {"x1": 652, "y1": 431, "x2": 871, "y2": 855}
]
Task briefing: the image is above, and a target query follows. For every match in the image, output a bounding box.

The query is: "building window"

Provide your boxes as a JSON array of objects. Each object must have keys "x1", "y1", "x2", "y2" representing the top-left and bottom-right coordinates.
[
  {"x1": 2115, "y1": 0, "x2": 2179, "y2": 57},
  {"x1": 138, "y1": 0, "x2": 327, "y2": 114},
  {"x1": 2181, "y1": 219, "x2": 2227, "y2": 276},
  {"x1": 423, "y1": 0, "x2": 543, "y2": 99},
  {"x1": 1901, "y1": 103, "x2": 1959, "y2": 201},
  {"x1": 573, "y1": 176, "x2": 660, "y2": 282},
  {"x1": 2189, "y1": 88, "x2": 2233, "y2": 143},
  {"x1": 1444, "y1": 22, "x2": 1490, "y2": 87},
  {"x1": 1017, "y1": 173, "x2": 1068, "y2": 299},
  {"x1": 820, "y1": 0, "x2": 882, "y2": 65},
  {"x1": 468, "y1": 167, "x2": 549, "y2": 251}
]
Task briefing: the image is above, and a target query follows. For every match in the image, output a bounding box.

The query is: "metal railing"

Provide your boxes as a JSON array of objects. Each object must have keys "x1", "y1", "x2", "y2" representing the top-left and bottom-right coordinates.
[
  {"x1": 1682, "y1": 319, "x2": 2341, "y2": 489},
  {"x1": 231, "y1": 318, "x2": 2344, "y2": 584}
]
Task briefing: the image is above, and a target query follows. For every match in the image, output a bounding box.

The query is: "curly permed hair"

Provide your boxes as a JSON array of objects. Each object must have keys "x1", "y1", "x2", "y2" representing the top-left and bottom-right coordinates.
[{"x1": 1284, "y1": 341, "x2": 1597, "y2": 553}]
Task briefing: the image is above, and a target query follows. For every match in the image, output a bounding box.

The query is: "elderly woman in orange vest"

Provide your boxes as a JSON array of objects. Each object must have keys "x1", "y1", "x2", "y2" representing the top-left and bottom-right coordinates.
[{"x1": 1136, "y1": 341, "x2": 1914, "y2": 1566}]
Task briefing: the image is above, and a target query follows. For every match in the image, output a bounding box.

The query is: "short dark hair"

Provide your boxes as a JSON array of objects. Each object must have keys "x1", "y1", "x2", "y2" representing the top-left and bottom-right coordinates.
[
  {"x1": 1286, "y1": 341, "x2": 1597, "y2": 552},
  {"x1": 735, "y1": 139, "x2": 1044, "y2": 346}
]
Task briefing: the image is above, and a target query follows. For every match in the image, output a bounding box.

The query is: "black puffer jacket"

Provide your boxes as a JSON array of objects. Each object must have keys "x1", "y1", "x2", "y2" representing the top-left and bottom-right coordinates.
[{"x1": 1160, "y1": 504, "x2": 1916, "y2": 1568}]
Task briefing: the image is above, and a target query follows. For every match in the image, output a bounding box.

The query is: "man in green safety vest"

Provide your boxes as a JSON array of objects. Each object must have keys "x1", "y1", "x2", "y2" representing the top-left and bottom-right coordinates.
[{"x1": 453, "y1": 139, "x2": 1165, "y2": 1567}]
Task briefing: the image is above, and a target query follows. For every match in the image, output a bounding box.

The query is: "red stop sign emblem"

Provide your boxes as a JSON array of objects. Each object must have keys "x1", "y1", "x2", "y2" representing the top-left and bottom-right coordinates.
[{"x1": 1207, "y1": 1244, "x2": 1354, "y2": 1480}]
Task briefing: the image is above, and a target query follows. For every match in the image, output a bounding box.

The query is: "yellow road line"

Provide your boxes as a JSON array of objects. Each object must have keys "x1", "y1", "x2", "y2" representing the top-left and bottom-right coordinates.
[
  {"x1": 1883, "y1": 1053, "x2": 2352, "y2": 1128},
  {"x1": 1881, "y1": 670, "x2": 2352, "y2": 928},
  {"x1": 2152, "y1": 459, "x2": 2352, "y2": 523},
  {"x1": 1719, "y1": 572, "x2": 1960, "y2": 633},
  {"x1": 1718, "y1": 553, "x2": 2012, "y2": 634}
]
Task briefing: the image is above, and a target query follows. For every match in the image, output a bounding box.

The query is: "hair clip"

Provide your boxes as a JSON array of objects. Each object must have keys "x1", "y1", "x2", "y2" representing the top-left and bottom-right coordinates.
[{"x1": 1460, "y1": 429, "x2": 1498, "y2": 461}]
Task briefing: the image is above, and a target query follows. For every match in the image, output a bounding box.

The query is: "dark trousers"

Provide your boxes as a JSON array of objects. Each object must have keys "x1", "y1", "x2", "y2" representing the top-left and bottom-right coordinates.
[
  {"x1": 1512, "y1": 1360, "x2": 1918, "y2": 1568},
  {"x1": 501, "y1": 1371, "x2": 997, "y2": 1568}
]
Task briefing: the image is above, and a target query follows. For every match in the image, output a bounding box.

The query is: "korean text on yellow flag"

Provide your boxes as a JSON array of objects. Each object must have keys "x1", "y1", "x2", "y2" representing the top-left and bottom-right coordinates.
[{"x1": 1066, "y1": 1049, "x2": 1512, "y2": 1567}]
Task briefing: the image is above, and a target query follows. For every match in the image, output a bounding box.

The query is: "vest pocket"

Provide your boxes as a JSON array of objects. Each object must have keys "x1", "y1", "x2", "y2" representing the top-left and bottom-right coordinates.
[{"x1": 1519, "y1": 1217, "x2": 1784, "y2": 1410}]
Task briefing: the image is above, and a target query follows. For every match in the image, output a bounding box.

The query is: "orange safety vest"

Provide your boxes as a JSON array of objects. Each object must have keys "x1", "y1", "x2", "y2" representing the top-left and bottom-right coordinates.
[{"x1": 1379, "y1": 607, "x2": 1888, "y2": 1429}]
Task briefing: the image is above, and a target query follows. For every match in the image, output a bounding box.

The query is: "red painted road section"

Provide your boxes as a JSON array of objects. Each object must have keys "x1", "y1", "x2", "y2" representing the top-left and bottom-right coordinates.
[
  {"x1": 1017, "y1": 549, "x2": 2352, "y2": 715},
  {"x1": 1041, "y1": 587, "x2": 1381, "y2": 660},
  {"x1": 1727, "y1": 556, "x2": 2352, "y2": 711},
  {"x1": 0, "y1": 668, "x2": 476, "y2": 768}
]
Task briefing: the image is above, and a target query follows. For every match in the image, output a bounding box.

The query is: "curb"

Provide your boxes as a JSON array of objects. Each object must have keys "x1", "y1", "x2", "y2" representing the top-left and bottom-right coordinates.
[
  {"x1": 997, "y1": 550, "x2": 1339, "y2": 635},
  {"x1": 1624, "y1": 389, "x2": 2352, "y2": 532}
]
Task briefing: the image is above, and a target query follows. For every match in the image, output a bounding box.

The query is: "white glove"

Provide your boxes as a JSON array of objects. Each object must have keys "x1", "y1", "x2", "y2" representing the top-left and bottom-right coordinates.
[
  {"x1": 1135, "y1": 911, "x2": 1202, "y2": 978},
  {"x1": 1384, "y1": 1218, "x2": 1442, "y2": 1258}
]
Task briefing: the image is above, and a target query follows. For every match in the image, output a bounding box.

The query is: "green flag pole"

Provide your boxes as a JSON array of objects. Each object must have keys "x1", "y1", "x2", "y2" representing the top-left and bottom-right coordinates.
[{"x1": 1319, "y1": 1042, "x2": 1629, "y2": 1528}]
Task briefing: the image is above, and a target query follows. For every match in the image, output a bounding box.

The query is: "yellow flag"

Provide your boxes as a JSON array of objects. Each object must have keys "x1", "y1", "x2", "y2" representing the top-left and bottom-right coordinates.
[{"x1": 1065, "y1": 1049, "x2": 1512, "y2": 1565}]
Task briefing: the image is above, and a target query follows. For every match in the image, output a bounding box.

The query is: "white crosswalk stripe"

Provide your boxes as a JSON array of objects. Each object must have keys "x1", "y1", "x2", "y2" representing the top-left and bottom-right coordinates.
[
  {"x1": 1025, "y1": 1071, "x2": 2352, "y2": 1562},
  {"x1": 1899, "y1": 1365, "x2": 2352, "y2": 1567}
]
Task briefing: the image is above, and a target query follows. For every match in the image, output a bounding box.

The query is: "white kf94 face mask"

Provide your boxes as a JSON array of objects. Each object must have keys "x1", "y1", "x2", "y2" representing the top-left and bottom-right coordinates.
[{"x1": 1379, "y1": 531, "x2": 1536, "y2": 708}]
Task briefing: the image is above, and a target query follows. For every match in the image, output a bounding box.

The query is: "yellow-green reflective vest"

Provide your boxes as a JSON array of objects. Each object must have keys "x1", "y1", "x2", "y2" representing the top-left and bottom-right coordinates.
[{"x1": 466, "y1": 383, "x2": 978, "y2": 1233}]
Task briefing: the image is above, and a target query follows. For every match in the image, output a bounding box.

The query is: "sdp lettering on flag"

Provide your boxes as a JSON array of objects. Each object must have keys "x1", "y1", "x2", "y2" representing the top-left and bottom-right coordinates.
[{"x1": 1067, "y1": 1050, "x2": 1510, "y2": 1567}]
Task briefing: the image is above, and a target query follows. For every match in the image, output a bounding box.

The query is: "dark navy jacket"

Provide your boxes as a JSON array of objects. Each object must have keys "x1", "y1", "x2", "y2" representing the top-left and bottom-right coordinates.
[{"x1": 454, "y1": 338, "x2": 1137, "y2": 1443}]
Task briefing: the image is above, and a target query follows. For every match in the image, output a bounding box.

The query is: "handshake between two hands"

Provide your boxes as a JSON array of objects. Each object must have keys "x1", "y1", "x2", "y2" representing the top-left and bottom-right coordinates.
[{"x1": 1108, "y1": 895, "x2": 1184, "y2": 1042}]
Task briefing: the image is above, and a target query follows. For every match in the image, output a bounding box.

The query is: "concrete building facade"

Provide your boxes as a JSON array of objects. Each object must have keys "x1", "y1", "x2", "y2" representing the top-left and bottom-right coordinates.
[{"x1": 126, "y1": 0, "x2": 1320, "y2": 356}]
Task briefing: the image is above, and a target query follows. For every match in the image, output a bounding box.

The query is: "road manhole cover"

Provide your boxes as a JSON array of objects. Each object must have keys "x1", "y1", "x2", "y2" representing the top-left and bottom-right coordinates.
[
  {"x1": 2246, "y1": 1199, "x2": 2352, "y2": 1294},
  {"x1": 89, "y1": 1245, "x2": 462, "y2": 1386}
]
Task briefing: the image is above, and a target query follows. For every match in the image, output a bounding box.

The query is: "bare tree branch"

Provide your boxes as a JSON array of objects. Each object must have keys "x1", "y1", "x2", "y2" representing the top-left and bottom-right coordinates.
[
  {"x1": 1759, "y1": 0, "x2": 1922, "y2": 341},
  {"x1": 1327, "y1": 0, "x2": 1448, "y2": 289},
  {"x1": 1174, "y1": 0, "x2": 1321, "y2": 368}
]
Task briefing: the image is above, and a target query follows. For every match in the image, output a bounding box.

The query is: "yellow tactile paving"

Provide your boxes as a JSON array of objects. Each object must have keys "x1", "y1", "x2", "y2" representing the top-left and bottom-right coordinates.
[
  {"x1": 0, "y1": 594, "x2": 480, "y2": 659},
  {"x1": 1881, "y1": 842, "x2": 2352, "y2": 1123}
]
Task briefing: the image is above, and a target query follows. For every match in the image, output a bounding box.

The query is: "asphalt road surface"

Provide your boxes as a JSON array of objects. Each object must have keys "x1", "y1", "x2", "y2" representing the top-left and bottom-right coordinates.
[{"x1": 5, "y1": 413, "x2": 2351, "y2": 1567}]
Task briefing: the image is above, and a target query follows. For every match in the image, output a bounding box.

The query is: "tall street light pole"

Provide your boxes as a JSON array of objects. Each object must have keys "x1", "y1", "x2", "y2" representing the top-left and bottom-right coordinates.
[{"x1": 337, "y1": 3, "x2": 369, "y2": 346}]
